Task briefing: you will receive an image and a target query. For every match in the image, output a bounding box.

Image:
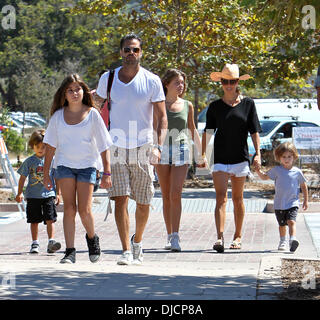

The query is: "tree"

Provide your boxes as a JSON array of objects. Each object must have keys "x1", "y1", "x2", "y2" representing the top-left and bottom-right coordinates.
[
  {"x1": 0, "y1": 0, "x2": 109, "y2": 114},
  {"x1": 74, "y1": 0, "x2": 320, "y2": 104}
]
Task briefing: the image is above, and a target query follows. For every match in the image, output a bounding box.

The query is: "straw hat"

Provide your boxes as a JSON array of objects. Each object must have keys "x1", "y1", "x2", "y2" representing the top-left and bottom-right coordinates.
[{"x1": 210, "y1": 63, "x2": 251, "y2": 81}]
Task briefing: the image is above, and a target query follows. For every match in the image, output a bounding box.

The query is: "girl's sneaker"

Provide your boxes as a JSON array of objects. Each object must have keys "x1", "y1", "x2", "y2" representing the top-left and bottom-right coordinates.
[
  {"x1": 171, "y1": 233, "x2": 181, "y2": 252},
  {"x1": 290, "y1": 239, "x2": 299, "y2": 252},
  {"x1": 30, "y1": 243, "x2": 39, "y2": 254},
  {"x1": 278, "y1": 240, "x2": 287, "y2": 251},
  {"x1": 60, "y1": 248, "x2": 76, "y2": 264},
  {"x1": 86, "y1": 234, "x2": 101, "y2": 263},
  {"x1": 164, "y1": 234, "x2": 172, "y2": 250}
]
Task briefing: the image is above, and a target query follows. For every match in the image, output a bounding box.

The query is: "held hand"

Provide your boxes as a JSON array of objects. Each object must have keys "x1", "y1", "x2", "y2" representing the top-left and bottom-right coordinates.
[
  {"x1": 196, "y1": 156, "x2": 209, "y2": 169},
  {"x1": 15, "y1": 193, "x2": 23, "y2": 203},
  {"x1": 43, "y1": 175, "x2": 53, "y2": 191},
  {"x1": 252, "y1": 154, "x2": 261, "y2": 170},
  {"x1": 150, "y1": 148, "x2": 161, "y2": 166},
  {"x1": 100, "y1": 175, "x2": 112, "y2": 189}
]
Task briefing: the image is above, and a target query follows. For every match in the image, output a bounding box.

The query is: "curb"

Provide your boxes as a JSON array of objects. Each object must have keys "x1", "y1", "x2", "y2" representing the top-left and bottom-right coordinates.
[{"x1": 256, "y1": 256, "x2": 283, "y2": 300}]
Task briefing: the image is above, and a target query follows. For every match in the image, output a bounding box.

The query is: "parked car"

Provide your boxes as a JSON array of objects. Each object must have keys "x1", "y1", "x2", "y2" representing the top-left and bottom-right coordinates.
[{"x1": 247, "y1": 117, "x2": 320, "y2": 165}]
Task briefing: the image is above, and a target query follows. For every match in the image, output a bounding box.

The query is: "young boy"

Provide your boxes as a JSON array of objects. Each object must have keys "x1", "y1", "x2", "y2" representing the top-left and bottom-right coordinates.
[
  {"x1": 16, "y1": 129, "x2": 61, "y2": 254},
  {"x1": 255, "y1": 142, "x2": 308, "y2": 253}
]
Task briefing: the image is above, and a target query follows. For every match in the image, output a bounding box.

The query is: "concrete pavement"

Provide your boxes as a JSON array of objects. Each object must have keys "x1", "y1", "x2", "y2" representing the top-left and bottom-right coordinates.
[{"x1": 0, "y1": 188, "x2": 319, "y2": 303}]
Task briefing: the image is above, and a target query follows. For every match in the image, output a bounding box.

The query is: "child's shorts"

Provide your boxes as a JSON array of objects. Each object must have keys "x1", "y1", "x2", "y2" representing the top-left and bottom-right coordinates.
[
  {"x1": 26, "y1": 197, "x2": 57, "y2": 225},
  {"x1": 55, "y1": 166, "x2": 96, "y2": 184},
  {"x1": 275, "y1": 207, "x2": 298, "y2": 226}
]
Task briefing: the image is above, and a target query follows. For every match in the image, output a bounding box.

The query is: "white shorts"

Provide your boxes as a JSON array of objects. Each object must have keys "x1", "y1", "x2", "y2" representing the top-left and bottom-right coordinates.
[{"x1": 211, "y1": 161, "x2": 250, "y2": 177}]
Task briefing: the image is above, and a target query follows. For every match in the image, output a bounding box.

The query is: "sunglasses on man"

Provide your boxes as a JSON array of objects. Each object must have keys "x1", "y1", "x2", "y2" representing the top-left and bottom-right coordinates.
[
  {"x1": 123, "y1": 47, "x2": 141, "y2": 54},
  {"x1": 221, "y1": 78, "x2": 239, "y2": 85}
]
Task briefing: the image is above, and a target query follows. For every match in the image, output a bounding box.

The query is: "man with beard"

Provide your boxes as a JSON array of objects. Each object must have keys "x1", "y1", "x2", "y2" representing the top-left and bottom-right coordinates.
[{"x1": 94, "y1": 33, "x2": 167, "y2": 265}]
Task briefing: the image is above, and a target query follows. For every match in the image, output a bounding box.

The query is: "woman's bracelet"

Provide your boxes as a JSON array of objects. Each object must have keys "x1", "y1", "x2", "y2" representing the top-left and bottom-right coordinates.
[{"x1": 103, "y1": 172, "x2": 111, "y2": 176}]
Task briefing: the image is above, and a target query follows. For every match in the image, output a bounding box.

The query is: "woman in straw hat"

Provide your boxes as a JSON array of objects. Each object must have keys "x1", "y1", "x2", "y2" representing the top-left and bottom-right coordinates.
[{"x1": 199, "y1": 64, "x2": 261, "y2": 252}]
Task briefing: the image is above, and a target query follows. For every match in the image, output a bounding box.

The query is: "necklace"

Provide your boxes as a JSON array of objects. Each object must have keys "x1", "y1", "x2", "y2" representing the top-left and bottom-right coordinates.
[{"x1": 222, "y1": 95, "x2": 241, "y2": 107}]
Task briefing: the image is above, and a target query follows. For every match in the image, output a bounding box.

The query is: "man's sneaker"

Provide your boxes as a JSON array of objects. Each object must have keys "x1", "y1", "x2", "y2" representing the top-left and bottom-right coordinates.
[
  {"x1": 86, "y1": 234, "x2": 101, "y2": 263},
  {"x1": 164, "y1": 234, "x2": 172, "y2": 250},
  {"x1": 117, "y1": 251, "x2": 133, "y2": 265},
  {"x1": 60, "y1": 248, "x2": 76, "y2": 264},
  {"x1": 130, "y1": 234, "x2": 143, "y2": 265},
  {"x1": 290, "y1": 239, "x2": 299, "y2": 252},
  {"x1": 30, "y1": 243, "x2": 39, "y2": 254},
  {"x1": 170, "y1": 233, "x2": 181, "y2": 252},
  {"x1": 47, "y1": 240, "x2": 61, "y2": 253},
  {"x1": 278, "y1": 240, "x2": 287, "y2": 251}
]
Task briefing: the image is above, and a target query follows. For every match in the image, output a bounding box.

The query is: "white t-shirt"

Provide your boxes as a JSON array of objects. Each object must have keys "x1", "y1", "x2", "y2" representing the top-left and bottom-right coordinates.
[
  {"x1": 96, "y1": 66, "x2": 165, "y2": 149},
  {"x1": 44, "y1": 108, "x2": 113, "y2": 169}
]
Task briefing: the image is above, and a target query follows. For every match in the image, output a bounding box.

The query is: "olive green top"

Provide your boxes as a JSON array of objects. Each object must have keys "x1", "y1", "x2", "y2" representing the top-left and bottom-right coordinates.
[{"x1": 166, "y1": 100, "x2": 189, "y2": 146}]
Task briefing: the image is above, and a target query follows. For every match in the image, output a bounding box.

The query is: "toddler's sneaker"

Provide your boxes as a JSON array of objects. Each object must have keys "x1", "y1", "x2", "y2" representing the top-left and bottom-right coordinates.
[
  {"x1": 86, "y1": 234, "x2": 101, "y2": 263},
  {"x1": 290, "y1": 239, "x2": 299, "y2": 252},
  {"x1": 60, "y1": 248, "x2": 76, "y2": 264},
  {"x1": 170, "y1": 233, "x2": 181, "y2": 252},
  {"x1": 47, "y1": 240, "x2": 61, "y2": 253},
  {"x1": 164, "y1": 234, "x2": 172, "y2": 250},
  {"x1": 278, "y1": 240, "x2": 287, "y2": 251},
  {"x1": 117, "y1": 251, "x2": 133, "y2": 265},
  {"x1": 131, "y1": 234, "x2": 143, "y2": 265},
  {"x1": 30, "y1": 242, "x2": 39, "y2": 254}
]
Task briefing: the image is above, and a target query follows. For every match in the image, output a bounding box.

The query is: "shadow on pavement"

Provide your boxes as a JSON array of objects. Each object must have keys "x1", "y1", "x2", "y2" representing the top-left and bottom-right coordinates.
[{"x1": 0, "y1": 270, "x2": 258, "y2": 300}]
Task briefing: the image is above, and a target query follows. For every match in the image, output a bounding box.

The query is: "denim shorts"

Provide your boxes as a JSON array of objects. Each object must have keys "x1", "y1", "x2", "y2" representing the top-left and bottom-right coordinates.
[
  {"x1": 55, "y1": 166, "x2": 97, "y2": 184},
  {"x1": 160, "y1": 143, "x2": 190, "y2": 166},
  {"x1": 211, "y1": 161, "x2": 250, "y2": 177}
]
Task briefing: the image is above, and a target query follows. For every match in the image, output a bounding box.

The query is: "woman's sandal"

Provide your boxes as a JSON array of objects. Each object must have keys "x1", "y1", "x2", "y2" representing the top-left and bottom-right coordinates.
[
  {"x1": 230, "y1": 238, "x2": 242, "y2": 249},
  {"x1": 213, "y1": 239, "x2": 224, "y2": 253}
]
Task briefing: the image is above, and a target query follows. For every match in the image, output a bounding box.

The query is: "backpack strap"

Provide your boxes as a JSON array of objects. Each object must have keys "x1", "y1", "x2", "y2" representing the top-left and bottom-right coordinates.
[{"x1": 106, "y1": 69, "x2": 115, "y2": 129}]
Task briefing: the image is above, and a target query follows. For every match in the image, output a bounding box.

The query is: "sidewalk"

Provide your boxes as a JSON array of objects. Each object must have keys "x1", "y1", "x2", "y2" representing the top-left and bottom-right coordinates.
[{"x1": 0, "y1": 188, "x2": 319, "y2": 302}]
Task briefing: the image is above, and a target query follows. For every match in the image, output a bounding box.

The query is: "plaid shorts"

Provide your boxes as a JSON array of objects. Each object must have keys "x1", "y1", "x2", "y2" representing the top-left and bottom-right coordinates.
[{"x1": 108, "y1": 145, "x2": 154, "y2": 205}]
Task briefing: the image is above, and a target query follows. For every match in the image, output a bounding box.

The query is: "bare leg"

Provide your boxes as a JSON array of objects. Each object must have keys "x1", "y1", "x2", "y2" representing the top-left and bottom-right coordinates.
[
  {"x1": 30, "y1": 223, "x2": 39, "y2": 241},
  {"x1": 59, "y1": 178, "x2": 77, "y2": 248},
  {"x1": 114, "y1": 196, "x2": 130, "y2": 251},
  {"x1": 77, "y1": 181, "x2": 95, "y2": 238},
  {"x1": 169, "y1": 164, "x2": 188, "y2": 233},
  {"x1": 230, "y1": 175, "x2": 246, "y2": 241},
  {"x1": 46, "y1": 220, "x2": 54, "y2": 239},
  {"x1": 212, "y1": 171, "x2": 229, "y2": 239},
  {"x1": 134, "y1": 203, "x2": 150, "y2": 243},
  {"x1": 156, "y1": 165, "x2": 172, "y2": 235}
]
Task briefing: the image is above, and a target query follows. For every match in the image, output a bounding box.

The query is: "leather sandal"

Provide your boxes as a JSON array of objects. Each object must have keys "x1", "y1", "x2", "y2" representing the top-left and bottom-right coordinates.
[
  {"x1": 230, "y1": 238, "x2": 241, "y2": 249},
  {"x1": 213, "y1": 238, "x2": 224, "y2": 253}
]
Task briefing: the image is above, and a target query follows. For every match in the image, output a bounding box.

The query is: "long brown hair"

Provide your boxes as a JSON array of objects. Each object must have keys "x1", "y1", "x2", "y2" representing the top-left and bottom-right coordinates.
[
  {"x1": 161, "y1": 69, "x2": 187, "y2": 97},
  {"x1": 50, "y1": 74, "x2": 96, "y2": 117}
]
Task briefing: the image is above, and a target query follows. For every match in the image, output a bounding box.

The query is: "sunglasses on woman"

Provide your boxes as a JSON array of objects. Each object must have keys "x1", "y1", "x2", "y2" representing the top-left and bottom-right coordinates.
[
  {"x1": 123, "y1": 47, "x2": 141, "y2": 54},
  {"x1": 221, "y1": 78, "x2": 239, "y2": 85}
]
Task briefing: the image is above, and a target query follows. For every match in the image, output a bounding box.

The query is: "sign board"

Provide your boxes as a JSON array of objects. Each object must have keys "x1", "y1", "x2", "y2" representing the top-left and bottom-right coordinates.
[{"x1": 293, "y1": 127, "x2": 320, "y2": 149}]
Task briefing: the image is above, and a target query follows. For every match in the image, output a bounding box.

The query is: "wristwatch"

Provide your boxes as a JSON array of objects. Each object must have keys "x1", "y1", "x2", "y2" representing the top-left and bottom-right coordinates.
[{"x1": 154, "y1": 144, "x2": 163, "y2": 153}]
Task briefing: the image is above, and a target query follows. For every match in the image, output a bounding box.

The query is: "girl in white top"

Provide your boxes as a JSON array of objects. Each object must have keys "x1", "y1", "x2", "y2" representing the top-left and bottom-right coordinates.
[{"x1": 43, "y1": 74, "x2": 113, "y2": 264}]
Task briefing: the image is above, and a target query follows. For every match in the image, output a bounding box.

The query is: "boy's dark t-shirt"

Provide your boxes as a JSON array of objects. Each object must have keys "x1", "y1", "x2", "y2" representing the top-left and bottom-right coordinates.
[{"x1": 204, "y1": 97, "x2": 261, "y2": 164}]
